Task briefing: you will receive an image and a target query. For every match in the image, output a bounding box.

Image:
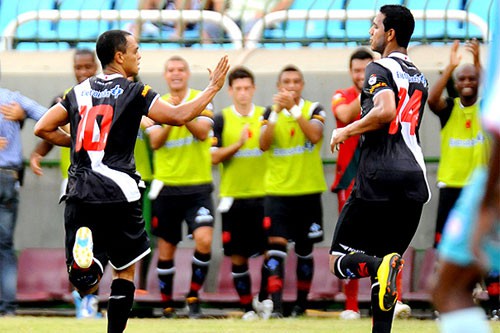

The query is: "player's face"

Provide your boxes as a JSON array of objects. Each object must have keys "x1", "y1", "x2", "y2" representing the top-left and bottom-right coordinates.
[
  {"x1": 229, "y1": 78, "x2": 255, "y2": 106},
  {"x1": 277, "y1": 70, "x2": 304, "y2": 101},
  {"x1": 164, "y1": 60, "x2": 190, "y2": 91},
  {"x1": 350, "y1": 58, "x2": 371, "y2": 91},
  {"x1": 73, "y1": 54, "x2": 97, "y2": 84},
  {"x1": 122, "y1": 35, "x2": 141, "y2": 77},
  {"x1": 369, "y1": 12, "x2": 387, "y2": 54},
  {"x1": 455, "y1": 65, "x2": 479, "y2": 98}
]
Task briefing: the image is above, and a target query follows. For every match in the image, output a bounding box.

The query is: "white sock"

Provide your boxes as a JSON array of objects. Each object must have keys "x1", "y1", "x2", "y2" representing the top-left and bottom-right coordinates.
[{"x1": 439, "y1": 307, "x2": 492, "y2": 333}]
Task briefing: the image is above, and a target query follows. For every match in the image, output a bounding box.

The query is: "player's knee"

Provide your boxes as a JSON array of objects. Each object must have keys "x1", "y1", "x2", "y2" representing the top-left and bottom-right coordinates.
[{"x1": 69, "y1": 262, "x2": 103, "y2": 295}]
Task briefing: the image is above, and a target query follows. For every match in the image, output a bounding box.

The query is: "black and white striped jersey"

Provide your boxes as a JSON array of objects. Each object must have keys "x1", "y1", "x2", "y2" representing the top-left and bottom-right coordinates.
[
  {"x1": 60, "y1": 73, "x2": 159, "y2": 203},
  {"x1": 356, "y1": 52, "x2": 431, "y2": 203}
]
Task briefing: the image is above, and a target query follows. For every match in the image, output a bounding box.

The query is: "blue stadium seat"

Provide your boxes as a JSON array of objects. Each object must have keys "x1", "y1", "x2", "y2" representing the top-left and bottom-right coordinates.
[
  {"x1": 4, "y1": 0, "x2": 57, "y2": 42},
  {"x1": 264, "y1": 0, "x2": 345, "y2": 45},
  {"x1": 55, "y1": 0, "x2": 114, "y2": 41}
]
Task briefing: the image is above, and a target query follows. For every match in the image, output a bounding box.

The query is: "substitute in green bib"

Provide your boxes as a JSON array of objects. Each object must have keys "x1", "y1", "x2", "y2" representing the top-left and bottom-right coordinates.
[
  {"x1": 256, "y1": 64, "x2": 327, "y2": 318},
  {"x1": 148, "y1": 56, "x2": 214, "y2": 319}
]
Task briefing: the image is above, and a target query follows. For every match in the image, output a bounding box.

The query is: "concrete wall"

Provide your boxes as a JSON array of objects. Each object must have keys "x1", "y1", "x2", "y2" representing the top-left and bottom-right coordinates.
[{"x1": 1, "y1": 44, "x2": 487, "y2": 255}]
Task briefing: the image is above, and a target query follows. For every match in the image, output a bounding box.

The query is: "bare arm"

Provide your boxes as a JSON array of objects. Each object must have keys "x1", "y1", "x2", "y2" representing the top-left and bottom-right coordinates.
[
  {"x1": 30, "y1": 140, "x2": 54, "y2": 176},
  {"x1": 273, "y1": 91, "x2": 323, "y2": 144},
  {"x1": 148, "y1": 125, "x2": 171, "y2": 150},
  {"x1": 428, "y1": 40, "x2": 460, "y2": 113},
  {"x1": 333, "y1": 97, "x2": 361, "y2": 125},
  {"x1": 33, "y1": 104, "x2": 71, "y2": 147},
  {"x1": 148, "y1": 55, "x2": 229, "y2": 125},
  {"x1": 331, "y1": 89, "x2": 396, "y2": 150},
  {"x1": 211, "y1": 124, "x2": 249, "y2": 164},
  {"x1": 185, "y1": 118, "x2": 213, "y2": 141}
]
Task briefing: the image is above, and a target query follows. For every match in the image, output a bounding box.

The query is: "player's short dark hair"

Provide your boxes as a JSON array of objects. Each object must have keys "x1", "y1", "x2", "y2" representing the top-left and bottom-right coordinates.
[
  {"x1": 96, "y1": 30, "x2": 131, "y2": 68},
  {"x1": 380, "y1": 5, "x2": 415, "y2": 48},
  {"x1": 228, "y1": 66, "x2": 254, "y2": 86},
  {"x1": 277, "y1": 64, "x2": 303, "y2": 82},
  {"x1": 349, "y1": 48, "x2": 374, "y2": 68}
]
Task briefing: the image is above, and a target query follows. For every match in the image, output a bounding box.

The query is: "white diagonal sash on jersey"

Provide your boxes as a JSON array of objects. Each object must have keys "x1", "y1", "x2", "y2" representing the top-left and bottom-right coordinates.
[
  {"x1": 376, "y1": 56, "x2": 431, "y2": 203},
  {"x1": 74, "y1": 81, "x2": 141, "y2": 202}
]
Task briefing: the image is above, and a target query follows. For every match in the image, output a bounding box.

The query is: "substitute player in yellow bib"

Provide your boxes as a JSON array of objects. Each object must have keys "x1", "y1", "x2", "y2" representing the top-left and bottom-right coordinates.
[
  {"x1": 255, "y1": 64, "x2": 327, "y2": 318},
  {"x1": 148, "y1": 55, "x2": 215, "y2": 319}
]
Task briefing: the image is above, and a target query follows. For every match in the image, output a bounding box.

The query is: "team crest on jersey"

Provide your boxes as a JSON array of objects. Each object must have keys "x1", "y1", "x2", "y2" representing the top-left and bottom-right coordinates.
[{"x1": 368, "y1": 74, "x2": 377, "y2": 85}]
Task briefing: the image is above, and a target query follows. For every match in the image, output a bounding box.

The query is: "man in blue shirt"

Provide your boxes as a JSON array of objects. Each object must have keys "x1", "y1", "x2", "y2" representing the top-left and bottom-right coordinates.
[{"x1": 0, "y1": 88, "x2": 47, "y2": 316}]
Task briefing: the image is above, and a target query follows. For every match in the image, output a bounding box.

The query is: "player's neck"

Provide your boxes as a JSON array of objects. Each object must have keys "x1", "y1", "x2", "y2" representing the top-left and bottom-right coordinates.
[
  {"x1": 383, "y1": 45, "x2": 407, "y2": 58},
  {"x1": 234, "y1": 102, "x2": 252, "y2": 116},
  {"x1": 170, "y1": 87, "x2": 188, "y2": 100}
]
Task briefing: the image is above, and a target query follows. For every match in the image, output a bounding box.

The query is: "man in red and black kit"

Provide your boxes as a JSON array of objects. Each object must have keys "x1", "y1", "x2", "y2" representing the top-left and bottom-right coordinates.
[{"x1": 330, "y1": 48, "x2": 373, "y2": 320}]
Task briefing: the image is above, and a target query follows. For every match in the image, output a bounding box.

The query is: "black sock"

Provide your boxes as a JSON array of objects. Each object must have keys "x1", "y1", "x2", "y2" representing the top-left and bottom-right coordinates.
[
  {"x1": 157, "y1": 259, "x2": 175, "y2": 307},
  {"x1": 296, "y1": 253, "x2": 314, "y2": 309},
  {"x1": 187, "y1": 251, "x2": 211, "y2": 298},
  {"x1": 333, "y1": 252, "x2": 381, "y2": 279},
  {"x1": 371, "y1": 279, "x2": 395, "y2": 333},
  {"x1": 258, "y1": 261, "x2": 270, "y2": 302},
  {"x1": 232, "y1": 263, "x2": 252, "y2": 312},
  {"x1": 265, "y1": 244, "x2": 287, "y2": 314},
  {"x1": 107, "y1": 279, "x2": 135, "y2": 333}
]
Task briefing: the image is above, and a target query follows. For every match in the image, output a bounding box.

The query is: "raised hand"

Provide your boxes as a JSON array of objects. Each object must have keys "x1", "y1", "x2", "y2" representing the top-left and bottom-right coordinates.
[
  {"x1": 207, "y1": 55, "x2": 230, "y2": 91},
  {"x1": 449, "y1": 39, "x2": 462, "y2": 70}
]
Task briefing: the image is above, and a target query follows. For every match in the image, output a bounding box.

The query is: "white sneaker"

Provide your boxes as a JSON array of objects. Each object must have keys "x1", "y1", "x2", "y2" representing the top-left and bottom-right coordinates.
[
  {"x1": 242, "y1": 310, "x2": 259, "y2": 321},
  {"x1": 394, "y1": 301, "x2": 411, "y2": 319},
  {"x1": 339, "y1": 309, "x2": 361, "y2": 320},
  {"x1": 252, "y1": 296, "x2": 273, "y2": 320},
  {"x1": 73, "y1": 227, "x2": 94, "y2": 269}
]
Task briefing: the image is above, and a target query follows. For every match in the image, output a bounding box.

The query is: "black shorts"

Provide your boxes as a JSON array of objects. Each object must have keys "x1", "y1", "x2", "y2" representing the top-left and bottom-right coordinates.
[
  {"x1": 151, "y1": 191, "x2": 214, "y2": 245},
  {"x1": 221, "y1": 198, "x2": 267, "y2": 257},
  {"x1": 330, "y1": 190, "x2": 424, "y2": 258},
  {"x1": 264, "y1": 193, "x2": 324, "y2": 245},
  {"x1": 64, "y1": 200, "x2": 151, "y2": 271}
]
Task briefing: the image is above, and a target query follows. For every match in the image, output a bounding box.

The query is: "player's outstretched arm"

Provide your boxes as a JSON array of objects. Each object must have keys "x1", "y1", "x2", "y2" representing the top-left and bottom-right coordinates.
[
  {"x1": 149, "y1": 55, "x2": 229, "y2": 126},
  {"x1": 34, "y1": 104, "x2": 71, "y2": 147}
]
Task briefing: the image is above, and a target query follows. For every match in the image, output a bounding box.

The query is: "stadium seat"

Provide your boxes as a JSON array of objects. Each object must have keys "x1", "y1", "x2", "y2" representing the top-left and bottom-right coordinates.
[
  {"x1": 97, "y1": 258, "x2": 143, "y2": 301},
  {"x1": 16, "y1": 248, "x2": 71, "y2": 302},
  {"x1": 307, "y1": 247, "x2": 342, "y2": 301},
  {"x1": 134, "y1": 247, "x2": 195, "y2": 304},
  {"x1": 404, "y1": 247, "x2": 437, "y2": 303},
  {"x1": 200, "y1": 255, "x2": 265, "y2": 303}
]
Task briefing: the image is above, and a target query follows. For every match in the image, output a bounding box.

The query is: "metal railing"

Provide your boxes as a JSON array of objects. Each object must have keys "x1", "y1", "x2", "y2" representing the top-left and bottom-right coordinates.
[
  {"x1": 0, "y1": 7, "x2": 492, "y2": 50},
  {"x1": 1, "y1": 9, "x2": 243, "y2": 51},
  {"x1": 246, "y1": 9, "x2": 490, "y2": 49}
]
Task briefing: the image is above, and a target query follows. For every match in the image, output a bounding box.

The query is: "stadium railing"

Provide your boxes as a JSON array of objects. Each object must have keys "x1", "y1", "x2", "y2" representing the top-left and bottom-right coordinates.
[
  {"x1": 0, "y1": 9, "x2": 244, "y2": 51},
  {"x1": 0, "y1": 0, "x2": 493, "y2": 51},
  {"x1": 246, "y1": 9, "x2": 490, "y2": 49}
]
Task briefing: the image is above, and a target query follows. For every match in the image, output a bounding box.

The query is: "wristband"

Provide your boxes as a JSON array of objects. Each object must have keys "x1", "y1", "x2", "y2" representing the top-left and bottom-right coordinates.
[
  {"x1": 290, "y1": 105, "x2": 301, "y2": 119},
  {"x1": 268, "y1": 111, "x2": 278, "y2": 124}
]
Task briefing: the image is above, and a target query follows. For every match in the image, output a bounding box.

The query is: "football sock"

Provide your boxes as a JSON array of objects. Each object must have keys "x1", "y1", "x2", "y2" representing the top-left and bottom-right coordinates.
[
  {"x1": 371, "y1": 281, "x2": 395, "y2": 333},
  {"x1": 107, "y1": 278, "x2": 135, "y2": 333},
  {"x1": 296, "y1": 252, "x2": 314, "y2": 309},
  {"x1": 187, "y1": 251, "x2": 211, "y2": 298},
  {"x1": 157, "y1": 259, "x2": 175, "y2": 306},
  {"x1": 485, "y1": 271, "x2": 500, "y2": 315},
  {"x1": 232, "y1": 263, "x2": 253, "y2": 312},
  {"x1": 266, "y1": 244, "x2": 287, "y2": 313},
  {"x1": 344, "y1": 279, "x2": 360, "y2": 312},
  {"x1": 439, "y1": 308, "x2": 491, "y2": 333},
  {"x1": 333, "y1": 252, "x2": 381, "y2": 279}
]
